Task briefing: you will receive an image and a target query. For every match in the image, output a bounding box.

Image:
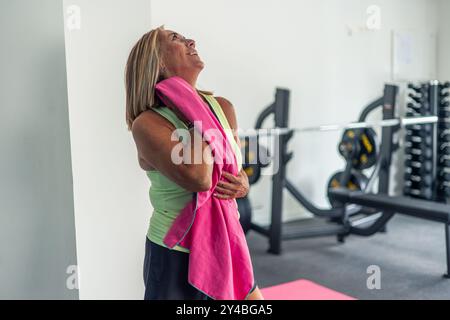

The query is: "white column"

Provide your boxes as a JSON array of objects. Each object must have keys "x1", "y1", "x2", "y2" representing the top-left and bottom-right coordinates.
[{"x1": 63, "y1": 0, "x2": 152, "y2": 299}]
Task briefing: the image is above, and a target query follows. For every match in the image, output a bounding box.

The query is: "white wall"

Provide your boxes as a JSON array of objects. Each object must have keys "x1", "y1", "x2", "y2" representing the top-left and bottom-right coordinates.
[
  {"x1": 438, "y1": 0, "x2": 450, "y2": 81},
  {"x1": 151, "y1": 0, "x2": 439, "y2": 224},
  {"x1": 0, "y1": 0, "x2": 78, "y2": 299},
  {"x1": 63, "y1": 0, "x2": 151, "y2": 299}
]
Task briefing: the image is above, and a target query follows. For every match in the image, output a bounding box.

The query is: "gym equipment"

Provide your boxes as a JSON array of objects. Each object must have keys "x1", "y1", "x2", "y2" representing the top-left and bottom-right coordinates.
[
  {"x1": 403, "y1": 186, "x2": 433, "y2": 199},
  {"x1": 405, "y1": 134, "x2": 433, "y2": 145},
  {"x1": 330, "y1": 189, "x2": 450, "y2": 277},
  {"x1": 404, "y1": 147, "x2": 433, "y2": 158},
  {"x1": 237, "y1": 196, "x2": 252, "y2": 234},
  {"x1": 338, "y1": 128, "x2": 377, "y2": 170},
  {"x1": 329, "y1": 81, "x2": 450, "y2": 277},
  {"x1": 403, "y1": 82, "x2": 440, "y2": 200},
  {"x1": 241, "y1": 136, "x2": 271, "y2": 185},
  {"x1": 240, "y1": 82, "x2": 450, "y2": 278},
  {"x1": 437, "y1": 82, "x2": 450, "y2": 201},
  {"x1": 403, "y1": 173, "x2": 432, "y2": 186},
  {"x1": 327, "y1": 171, "x2": 368, "y2": 208},
  {"x1": 241, "y1": 115, "x2": 438, "y2": 137},
  {"x1": 242, "y1": 85, "x2": 398, "y2": 254}
]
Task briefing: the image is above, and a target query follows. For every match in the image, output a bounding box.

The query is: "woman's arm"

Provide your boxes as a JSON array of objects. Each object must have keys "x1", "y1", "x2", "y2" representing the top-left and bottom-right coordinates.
[
  {"x1": 214, "y1": 97, "x2": 250, "y2": 199},
  {"x1": 132, "y1": 110, "x2": 214, "y2": 192},
  {"x1": 214, "y1": 97, "x2": 241, "y2": 148}
]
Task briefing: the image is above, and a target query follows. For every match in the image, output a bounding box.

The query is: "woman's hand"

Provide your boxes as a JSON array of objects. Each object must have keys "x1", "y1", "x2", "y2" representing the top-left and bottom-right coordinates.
[{"x1": 214, "y1": 169, "x2": 249, "y2": 199}]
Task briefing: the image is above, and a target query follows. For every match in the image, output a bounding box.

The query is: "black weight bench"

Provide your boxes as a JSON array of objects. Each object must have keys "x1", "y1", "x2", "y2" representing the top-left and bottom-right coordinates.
[{"x1": 330, "y1": 188, "x2": 450, "y2": 277}]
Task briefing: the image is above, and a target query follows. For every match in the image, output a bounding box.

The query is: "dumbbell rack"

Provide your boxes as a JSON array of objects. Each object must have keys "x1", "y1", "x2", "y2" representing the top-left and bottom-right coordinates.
[
  {"x1": 404, "y1": 81, "x2": 450, "y2": 202},
  {"x1": 437, "y1": 82, "x2": 450, "y2": 201}
]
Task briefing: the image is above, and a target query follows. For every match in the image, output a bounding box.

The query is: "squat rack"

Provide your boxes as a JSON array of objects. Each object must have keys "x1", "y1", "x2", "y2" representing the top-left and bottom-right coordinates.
[{"x1": 248, "y1": 84, "x2": 450, "y2": 277}]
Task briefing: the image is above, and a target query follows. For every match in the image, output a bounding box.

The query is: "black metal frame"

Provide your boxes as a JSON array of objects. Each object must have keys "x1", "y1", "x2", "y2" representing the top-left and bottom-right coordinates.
[
  {"x1": 248, "y1": 84, "x2": 450, "y2": 278},
  {"x1": 249, "y1": 85, "x2": 396, "y2": 253}
]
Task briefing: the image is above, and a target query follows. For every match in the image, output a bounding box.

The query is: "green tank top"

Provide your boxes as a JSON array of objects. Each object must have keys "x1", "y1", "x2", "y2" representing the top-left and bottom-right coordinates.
[{"x1": 146, "y1": 92, "x2": 243, "y2": 253}]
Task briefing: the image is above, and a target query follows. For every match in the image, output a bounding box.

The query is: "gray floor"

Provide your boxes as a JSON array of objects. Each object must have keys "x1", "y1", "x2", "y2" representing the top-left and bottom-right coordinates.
[{"x1": 248, "y1": 215, "x2": 450, "y2": 299}]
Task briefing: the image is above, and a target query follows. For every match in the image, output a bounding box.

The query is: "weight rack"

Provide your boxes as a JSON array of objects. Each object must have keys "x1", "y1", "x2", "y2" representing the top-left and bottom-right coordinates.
[
  {"x1": 404, "y1": 82, "x2": 438, "y2": 200},
  {"x1": 437, "y1": 81, "x2": 450, "y2": 201},
  {"x1": 331, "y1": 81, "x2": 450, "y2": 277},
  {"x1": 404, "y1": 81, "x2": 450, "y2": 202}
]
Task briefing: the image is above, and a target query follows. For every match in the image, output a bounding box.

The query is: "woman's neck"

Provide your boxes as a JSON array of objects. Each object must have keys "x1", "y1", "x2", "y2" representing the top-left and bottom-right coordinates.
[{"x1": 169, "y1": 72, "x2": 198, "y2": 90}]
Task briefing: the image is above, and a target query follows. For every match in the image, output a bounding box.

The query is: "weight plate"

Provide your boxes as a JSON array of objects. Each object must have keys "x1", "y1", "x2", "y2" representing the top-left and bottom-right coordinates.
[
  {"x1": 327, "y1": 170, "x2": 369, "y2": 207},
  {"x1": 241, "y1": 136, "x2": 271, "y2": 185},
  {"x1": 339, "y1": 128, "x2": 377, "y2": 170}
]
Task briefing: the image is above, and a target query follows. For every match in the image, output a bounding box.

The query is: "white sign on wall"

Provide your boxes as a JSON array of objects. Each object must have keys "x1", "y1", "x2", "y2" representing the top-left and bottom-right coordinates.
[{"x1": 392, "y1": 29, "x2": 437, "y2": 81}]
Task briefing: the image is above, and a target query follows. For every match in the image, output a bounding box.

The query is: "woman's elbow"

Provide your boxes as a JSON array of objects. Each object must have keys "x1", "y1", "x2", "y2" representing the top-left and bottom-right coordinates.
[
  {"x1": 192, "y1": 173, "x2": 212, "y2": 192},
  {"x1": 195, "y1": 177, "x2": 212, "y2": 192},
  {"x1": 183, "y1": 167, "x2": 212, "y2": 192}
]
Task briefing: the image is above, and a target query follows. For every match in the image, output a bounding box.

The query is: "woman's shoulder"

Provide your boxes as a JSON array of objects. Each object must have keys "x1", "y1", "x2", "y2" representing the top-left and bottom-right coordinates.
[
  {"x1": 131, "y1": 108, "x2": 175, "y2": 134},
  {"x1": 214, "y1": 96, "x2": 234, "y2": 110},
  {"x1": 213, "y1": 96, "x2": 237, "y2": 130}
]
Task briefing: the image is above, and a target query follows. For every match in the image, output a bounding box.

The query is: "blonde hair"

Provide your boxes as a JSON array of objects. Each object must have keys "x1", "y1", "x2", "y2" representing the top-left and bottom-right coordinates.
[
  {"x1": 125, "y1": 26, "x2": 164, "y2": 131},
  {"x1": 124, "y1": 25, "x2": 212, "y2": 131}
]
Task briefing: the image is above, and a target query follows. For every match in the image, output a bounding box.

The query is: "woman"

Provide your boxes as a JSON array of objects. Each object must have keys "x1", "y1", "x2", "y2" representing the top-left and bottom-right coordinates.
[{"x1": 124, "y1": 26, "x2": 264, "y2": 300}]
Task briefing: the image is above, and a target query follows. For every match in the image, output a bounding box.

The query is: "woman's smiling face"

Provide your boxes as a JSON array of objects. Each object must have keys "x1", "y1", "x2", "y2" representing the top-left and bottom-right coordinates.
[{"x1": 159, "y1": 29, "x2": 204, "y2": 79}]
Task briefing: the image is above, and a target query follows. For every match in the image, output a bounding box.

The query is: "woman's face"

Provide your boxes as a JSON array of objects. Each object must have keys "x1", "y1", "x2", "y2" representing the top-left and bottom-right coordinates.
[{"x1": 160, "y1": 29, "x2": 204, "y2": 80}]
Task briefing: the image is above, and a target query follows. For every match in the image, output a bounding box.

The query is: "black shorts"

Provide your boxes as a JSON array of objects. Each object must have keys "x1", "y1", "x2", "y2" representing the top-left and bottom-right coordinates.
[{"x1": 143, "y1": 237, "x2": 256, "y2": 300}]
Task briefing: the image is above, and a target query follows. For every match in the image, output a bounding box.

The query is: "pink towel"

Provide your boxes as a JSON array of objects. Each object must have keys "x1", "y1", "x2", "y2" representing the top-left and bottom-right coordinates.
[{"x1": 155, "y1": 76, "x2": 254, "y2": 300}]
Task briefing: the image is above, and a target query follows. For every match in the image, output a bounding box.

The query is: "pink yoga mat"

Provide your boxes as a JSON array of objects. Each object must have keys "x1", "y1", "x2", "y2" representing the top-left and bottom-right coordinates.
[{"x1": 261, "y1": 279, "x2": 355, "y2": 300}]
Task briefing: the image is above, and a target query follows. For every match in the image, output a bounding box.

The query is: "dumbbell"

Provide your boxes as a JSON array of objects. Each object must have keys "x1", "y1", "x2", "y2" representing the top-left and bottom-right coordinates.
[
  {"x1": 408, "y1": 83, "x2": 429, "y2": 93},
  {"x1": 405, "y1": 154, "x2": 430, "y2": 163},
  {"x1": 405, "y1": 135, "x2": 433, "y2": 146},
  {"x1": 404, "y1": 140, "x2": 433, "y2": 150},
  {"x1": 406, "y1": 110, "x2": 432, "y2": 118},
  {"x1": 439, "y1": 181, "x2": 450, "y2": 190},
  {"x1": 408, "y1": 124, "x2": 433, "y2": 134},
  {"x1": 405, "y1": 147, "x2": 433, "y2": 159},
  {"x1": 439, "y1": 170, "x2": 450, "y2": 181},
  {"x1": 405, "y1": 131, "x2": 432, "y2": 144},
  {"x1": 405, "y1": 159, "x2": 433, "y2": 172},
  {"x1": 439, "y1": 130, "x2": 450, "y2": 142},
  {"x1": 404, "y1": 166, "x2": 433, "y2": 177},
  {"x1": 406, "y1": 103, "x2": 431, "y2": 114},
  {"x1": 439, "y1": 143, "x2": 450, "y2": 155},
  {"x1": 439, "y1": 122, "x2": 450, "y2": 131},
  {"x1": 439, "y1": 110, "x2": 450, "y2": 118},
  {"x1": 406, "y1": 103, "x2": 421, "y2": 111},
  {"x1": 406, "y1": 111, "x2": 419, "y2": 118},
  {"x1": 404, "y1": 186, "x2": 433, "y2": 199},
  {"x1": 441, "y1": 82, "x2": 450, "y2": 89},
  {"x1": 438, "y1": 185, "x2": 450, "y2": 197},
  {"x1": 407, "y1": 96, "x2": 430, "y2": 106},
  {"x1": 441, "y1": 101, "x2": 450, "y2": 109},
  {"x1": 404, "y1": 142, "x2": 433, "y2": 151},
  {"x1": 406, "y1": 102, "x2": 425, "y2": 112},
  {"x1": 404, "y1": 173, "x2": 433, "y2": 186},
  {"x1": 408, "y1": 94, "x2": 424, "y2": 104},
  {"x1": 439, "y1": 157, "x2": 450, "y2": 167}
]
